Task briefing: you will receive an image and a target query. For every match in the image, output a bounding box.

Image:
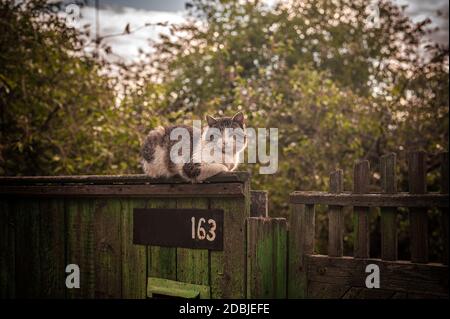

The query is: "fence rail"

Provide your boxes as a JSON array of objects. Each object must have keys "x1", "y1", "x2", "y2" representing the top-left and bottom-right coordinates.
[{"x1": 286, "y1": 151, "x2": 449, "y2": 298}]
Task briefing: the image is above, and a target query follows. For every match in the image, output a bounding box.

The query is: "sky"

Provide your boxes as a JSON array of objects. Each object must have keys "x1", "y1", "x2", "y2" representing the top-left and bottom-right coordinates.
[{"x1": 68, "y1": 0, "x2": 449, "y2": 62}]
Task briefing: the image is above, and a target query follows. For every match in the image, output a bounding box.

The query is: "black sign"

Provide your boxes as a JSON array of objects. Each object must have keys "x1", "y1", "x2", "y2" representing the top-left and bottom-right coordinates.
[{"x1": 133, "y1": 208, "x2": 224, "y2": 251}]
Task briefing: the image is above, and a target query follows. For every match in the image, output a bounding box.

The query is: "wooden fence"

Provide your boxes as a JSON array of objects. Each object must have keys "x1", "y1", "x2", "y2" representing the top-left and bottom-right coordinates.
[
  {"x1": 0, "y1": 173, "x2": 251, "y2": 299},
  {"x1": 1, "y1": 151, "x2": 448, "y2": 299},
  {"x1": 247, "y1": 151, "x2": 449, "y2": 298}
]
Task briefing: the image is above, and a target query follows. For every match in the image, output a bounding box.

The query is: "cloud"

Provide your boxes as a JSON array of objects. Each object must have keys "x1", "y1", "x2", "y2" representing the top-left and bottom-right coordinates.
[
  {"x1": 393, "y1": 0, "x2": 449, "y2": 45},
  {"x1": 78, "y1": 5, "x2": 186, "y2": 61},
  {"x1": 73, "y1": 0, "x2": 448, "y2": 62}
]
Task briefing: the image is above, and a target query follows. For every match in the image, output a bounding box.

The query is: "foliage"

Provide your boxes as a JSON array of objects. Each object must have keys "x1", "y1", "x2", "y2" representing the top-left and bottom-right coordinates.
[{"x1": 0, "y1": 0, "x2": 137, "y2": 175}]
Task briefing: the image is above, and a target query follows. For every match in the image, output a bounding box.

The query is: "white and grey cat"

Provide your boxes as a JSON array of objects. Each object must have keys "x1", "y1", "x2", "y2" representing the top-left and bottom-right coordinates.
[{"x1": 141, "y1": 112, "x2": 247, "y2": 182}]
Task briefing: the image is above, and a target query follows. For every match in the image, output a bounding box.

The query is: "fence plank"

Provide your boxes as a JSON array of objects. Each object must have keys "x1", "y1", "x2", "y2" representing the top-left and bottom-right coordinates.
[
  {"x1": 380, "y1": 153, "x2": 398, "y2": 261},
  {"x1": 14, "y1": 199, "x2": 41, "y2": 298},
  {"x1": 121, "y1": 199, "x2": 147, "y2": 299},
  {"x1": 147, "y1": 198, "x2": 177, "y2": 281},
  {"x1": 288, "y1": 203, "x2": 315, "y2": 298},
  {"x1": 353, "y1": 160, "x2": 370, "y2": 258},
  {"x1": 39, "y1": 199, "x2": 66, "y2": 298},
  {"x1": 408, "y1": 151, "x2": 428, "y2": 263},
  {"x1": 0, "y1": 172, "x2": 250, "y2": 185},
  {"x1": 0, "y1": 183, "x2": 245, "y2": 198},
  {"x1": 210, "y1": 196, "x2": 249, "y2": 299},
  {"x1": 247, "y1": 217, "x2": 287, "y2": 298},
  {"x1": 306, "y1": 255, "x2": 448, "y2": 298},
  {"x1": 328, "y1": 170, "x2": 344, "y2": 257},
  {"x1": 290, "y1": 192, "x2": 448, "y2": 207},
  {"x1": 0, "y1": 200, "x2": 15, "y2": 298},
  {"x1": 93, "y1": 199, "x2": 122, "y2": 298},
  {"x1": 66, "y1": 199, "x2": 95, "y2": 298},
  {"x1": 440, "y1": 152, "x2": 449, "y2": 265},
  {"x1": 176, "y1": 198, "x2": 209, "y2": 286}
]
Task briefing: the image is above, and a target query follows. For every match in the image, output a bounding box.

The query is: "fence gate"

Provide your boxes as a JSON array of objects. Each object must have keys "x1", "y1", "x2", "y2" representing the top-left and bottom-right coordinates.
[{"x1": 0, "y1": 173, "x2": 250, "y2": 299}]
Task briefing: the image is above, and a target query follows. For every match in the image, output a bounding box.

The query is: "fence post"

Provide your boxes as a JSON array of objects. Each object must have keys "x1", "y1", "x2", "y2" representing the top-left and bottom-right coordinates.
[
  {"x1": 380, "y1": 153, "x2": 398, "y2": 261},
  {"x1": 408, "y1": 151, "x2": 428, "y2": 263},
  {"x1": 440, "y1": 152, "x2": 448, "y2": 265},
  {"x1": 353, "y1": 160, "x2": 370, "y2": 258},
  {"x1": 328, "y1": 169, "x2": 344, "y2": 257},
  {"x1": 288, "y1": 203, "x2": 315, "y2": 298},
  {"x1": 247, "y1": 217, "x2": 287, "y2": 298}
]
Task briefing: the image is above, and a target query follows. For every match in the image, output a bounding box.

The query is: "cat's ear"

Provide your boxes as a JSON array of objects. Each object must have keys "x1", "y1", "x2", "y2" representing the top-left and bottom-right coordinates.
[
  {"x1": 205, "y1": 114, "x2": 217, "y2": 126},
  {"x1": 232, "y1": 112, "x2": 244, "y2": 126}
]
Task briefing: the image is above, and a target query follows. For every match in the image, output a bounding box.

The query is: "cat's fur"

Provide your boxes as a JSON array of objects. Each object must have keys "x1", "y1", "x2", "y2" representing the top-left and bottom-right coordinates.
[{"x1": 141, "y1": 112, "x2": 246, "y2": 182}]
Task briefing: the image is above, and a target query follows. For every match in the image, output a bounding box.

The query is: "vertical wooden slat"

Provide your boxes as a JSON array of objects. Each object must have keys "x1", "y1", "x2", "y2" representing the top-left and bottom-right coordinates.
[
  {"x1": 0, "y1": 200, "x2": 15, "y2": 298},
  {"x1": 288, "y1": 203, "x2": 315, "y2": 298},
  {"x1": 210, "y1": 196, "x2": 249, "y2": 299},
  {"x1": 353, "y1": 160, "x2": 370, "y2": 258},
  {"x1": 440, "y1": 152, "x2": 448, "y2": 265},
  {"x1": 250, "y1": 190, "x2": 268, "y2": 217},
  {"x1": 39, "y1": 199, "x2": 66, "y2": 298},
  {"x1": 66, "y1": 199, "x2": 95, "y2": 299},
  {"x1": 176, "y1": 198, "x2": 209, "y2": 286},
  {"x1": 328, "y1": 169, "x2": 344, "y2": 257},
  {"x1": 247, "y1": 217, "x2": 287, "y2": 298},
  {"x1": 147, "y1": 198, "x2": 177, "y2": 281},
  {"x1": 408, "y1": 151, "x2": 428, "y2": 263},
  {"x1": 380, "y1": 153, "x2": 398, "y2": 261},
  {"x1": 15, "y1": 199, "x2": 41, "y2": 298},
  {"x1": 121, "y1": 199, "x2": 146, "y2": 299},
  {"x1": 94, "y1": 199, "x2": 122, "y2": 298}
]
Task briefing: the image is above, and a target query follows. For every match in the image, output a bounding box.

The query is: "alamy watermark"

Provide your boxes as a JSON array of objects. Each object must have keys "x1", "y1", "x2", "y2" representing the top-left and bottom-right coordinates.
[
  {"x1": 168, "y1": 120, "x2": 278, "y2": 174},
  {"x1": 365, "y1": 264, "x2": 380, "y2": 289}
]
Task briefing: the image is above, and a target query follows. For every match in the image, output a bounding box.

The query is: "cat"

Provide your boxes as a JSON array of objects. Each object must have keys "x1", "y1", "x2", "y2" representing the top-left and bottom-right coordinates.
[{"x1": 141, "y1": 112, "x2": 247, "y2": 182}]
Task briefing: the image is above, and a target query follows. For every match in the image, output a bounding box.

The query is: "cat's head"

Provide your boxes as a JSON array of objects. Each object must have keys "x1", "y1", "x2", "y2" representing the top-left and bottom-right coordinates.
[{"x1": 204, "y1": 112, "x2": 247, "y2": 156}]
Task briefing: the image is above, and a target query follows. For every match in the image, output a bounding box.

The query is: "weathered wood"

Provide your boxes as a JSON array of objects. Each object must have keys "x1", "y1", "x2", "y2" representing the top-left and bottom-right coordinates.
[
  {"x1": 93, "y1": 199, "x2": 122, "y2": 298},
  {"x1": 440, "y1": 152, "x2": 449, "y2": 265},
  {"x1": 247, "y1": 217, "x2": 287, "y2": 298},
  {"x1": 210, "y1": 193, "x2": 250, "y2": 298},
  {"x1": 307, "y1": 281, "x2": 350, "y2": 299},
  {"x1": 0, "y1": 200, "x2": 15, "y2": 298},
  {"x1": 148, "y1": 198, "x2": 177, "y2": 281},
  {"x1": 306, "y1": 255, "x2": 448, "y2": 297},
  {"x1": 381, "y1": 153, "x2": 397, "y2": 193},
  {"x1": 290, "y1": 192, "x2": 448, "y2": 207},
  {"x1": 328, "y1": 170, "x2": 344, "y2": 257},
  {"x1": 288, "y1": 203, "x2": 315, "y2": 298},
  {"x1": 14, "y1": 199, "x2": 41, "y2": 298},
  {"x1": 176, "y1": 198, "x2": 209, "y2": 286},
  {"x1": 147, "y1": 277, "x2": 210, "y2": 299},
  {"x1": 39, "y1": 199, "x2": 66, "y2": 298},
  {"x1": 121, "y1": 199, "x2": 146, "y2": 299},
  {"x1": 0, "y1": 172, "x2": 250, "y2": 185},
  {"x1": 408, "y1": 151, "x2": 428, "y2": 263},
  {"x1": 0, "y1": 183, "x2": 245, "y2": 198},
  {"x1": 66, "y1": 199, "x2": 95, "y2": 299},
  {"x1": 380, "y1": 153, "x2": 398, "y2": 261},
  {"x1": 250, "y1": 190, "x2": 268, "y2": 217},
  {"x1": 303, "y1": 204, "x2": 316, "y2": 255},
  {"x1": 342, "y1": 287, "x2": 400, "y2": 299},
  {"x1": 353, "y1": 160, "x2": 370, "y2": 258}
]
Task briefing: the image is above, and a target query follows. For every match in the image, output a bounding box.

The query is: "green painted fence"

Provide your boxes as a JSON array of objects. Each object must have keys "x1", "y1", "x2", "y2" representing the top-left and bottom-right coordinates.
[{"x1": 0, "y1": 173, "x2": 250, "y2": 299}]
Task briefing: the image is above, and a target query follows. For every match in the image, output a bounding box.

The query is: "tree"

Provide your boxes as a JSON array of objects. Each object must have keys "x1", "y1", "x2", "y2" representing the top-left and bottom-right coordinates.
[{"x1": 0, "y1": 0, "x2": 135, "y2": 175}]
